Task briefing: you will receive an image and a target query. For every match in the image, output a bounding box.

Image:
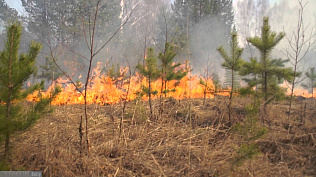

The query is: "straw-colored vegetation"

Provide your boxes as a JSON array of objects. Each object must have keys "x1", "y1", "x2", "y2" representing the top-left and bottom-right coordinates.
[{"x1": 5, "y1": 96, "x2": 316, "y2": 176}]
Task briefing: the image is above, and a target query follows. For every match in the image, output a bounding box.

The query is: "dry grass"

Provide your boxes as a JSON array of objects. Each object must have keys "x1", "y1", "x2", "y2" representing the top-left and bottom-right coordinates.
[{"x1": 6, "y1": 96, "x2": 316, "y2": 176}]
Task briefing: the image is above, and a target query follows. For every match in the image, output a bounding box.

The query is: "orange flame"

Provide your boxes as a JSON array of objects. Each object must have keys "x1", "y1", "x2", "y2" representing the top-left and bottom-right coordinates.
[
  {"x1": 286, "y1": 88, "x2": 315, "y2": 98},
  {"x1": 281, "y1": 82, "x2": 315, "y2": 98},
  {"x1": 27, "y1": 64, "x2": 314, "y2": 105},
  {"x1": 27, "y1": 63, "x2": 218, "y2": 105}
]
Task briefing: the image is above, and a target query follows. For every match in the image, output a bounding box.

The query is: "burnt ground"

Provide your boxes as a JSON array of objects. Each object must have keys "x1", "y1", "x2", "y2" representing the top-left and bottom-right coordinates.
[{"x1": 3, "y1": 96, "x2": 316, "y2": 176}]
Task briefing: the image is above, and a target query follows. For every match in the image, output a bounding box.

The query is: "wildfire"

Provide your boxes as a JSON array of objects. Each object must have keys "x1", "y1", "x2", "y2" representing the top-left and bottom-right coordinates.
[
  {"x1": 285, "y1": 88, "x2": 315, "y2": 98},
  {"x1": 281, "y1": 82, "x2": 315, "y2": 98},
  {"x1": 27, "y1": 64, "x2": 216, "y2": 105},
  {"x1": 26, "y1": 65, "x2": 315, "y2": 105}
]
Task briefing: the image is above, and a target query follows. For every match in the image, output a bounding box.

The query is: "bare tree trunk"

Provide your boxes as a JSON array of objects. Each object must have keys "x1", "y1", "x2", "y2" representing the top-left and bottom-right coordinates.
[
  {"x1": 203, "y1": 88, "x2": 206, "y2": 106},
  {"x1": 164, "y1": 80, "x2": 167, "y2": 98},
  {"x1": 312, "y1": 79, "x2": 314, "y2": 98},
  {"x1": 287, "y1": 0, "x2": 314, "y2": 126},
  {"x1": 79, "y1": 116, "x2": 83, "y2": 156},
  {"x1": 159, "y1": 67, "x2": 164, "y2": 117},
  {"x1": 83, "y1": 0, "x2": 102, "y2": 153},
  {"x1": 148, "y1": 75, "x2": 153, "y2": 119}
]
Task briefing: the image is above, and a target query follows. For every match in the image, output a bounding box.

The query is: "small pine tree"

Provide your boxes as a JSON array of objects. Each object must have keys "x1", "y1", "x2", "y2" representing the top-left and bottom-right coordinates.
[
  {"x1": 158, "y1": 42, "x2": 187, "y2": 97},
  {"x1": 240, "y1": 17, "x2": 294, "y2": 121},
  {"x1": 0, "y1": 22, "x2": 60, "y2": 161},
  {"x1": 136, "y1": 47, "x2": 160, "y2": 118},
  {"x1": 301, "y1": 67, "x2": 316, "y2": 97},
  {"x1": 217, "y1": 32, "x2": 244, "y2": 126},
  {"x1": 232, "y1": 103, "x2": 268, "y2": 170}
]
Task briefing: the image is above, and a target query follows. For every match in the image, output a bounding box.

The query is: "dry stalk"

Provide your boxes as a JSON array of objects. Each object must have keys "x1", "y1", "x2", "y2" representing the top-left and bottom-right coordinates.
[
  {"x1": 9, "y1": 97, "x2": 316, "y2": 176},
  {"x1": 151, "y1": 154, "x2": 167, "y2": 177},
  {"x1": 114, "y1": 167, "x2": 119, "y2": 177},
  {"x1": 131, "y1": 100, "x2": 138, "y2": 125},
  {"x1": 120, "y1": 58, "x2": 132, "y2": 138}
]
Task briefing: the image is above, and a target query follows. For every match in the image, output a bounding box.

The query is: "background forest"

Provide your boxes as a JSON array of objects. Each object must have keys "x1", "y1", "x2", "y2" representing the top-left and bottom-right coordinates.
[{"x1": 1, "y1": 0, "x2": 315, "y2": 86}]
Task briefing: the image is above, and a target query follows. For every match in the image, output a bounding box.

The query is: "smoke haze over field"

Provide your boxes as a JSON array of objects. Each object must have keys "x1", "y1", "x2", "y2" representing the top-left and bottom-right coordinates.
[
  {"x1": 234, "y1": 0, "x2": 316, "y2": 66},
  {"x1": 1, "y1": 0, "x2": 315, "y2": 85},
  {"x1": 189, "y1": 16, "x2": 229, "y2": 77}
]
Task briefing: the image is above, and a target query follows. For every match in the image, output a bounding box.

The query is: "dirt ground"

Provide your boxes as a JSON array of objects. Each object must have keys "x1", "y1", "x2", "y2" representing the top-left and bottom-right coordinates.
[{"x1": 6, "y1": 96, "x2": 316, "y2": 176}]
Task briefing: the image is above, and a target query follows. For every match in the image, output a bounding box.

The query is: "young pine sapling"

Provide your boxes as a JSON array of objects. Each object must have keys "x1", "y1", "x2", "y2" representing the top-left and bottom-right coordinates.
[
  {"x1": 0, "y1": 22, "x2": 60, "y2": 161},
  {"x1": 217, "y1": 32, "x2": 244, "y2": 126},
  {"x1": 240, "y1": 17, "x2": 294, "y2": 122},
  {"x1": 136, "y1": 47, "x2": 161, "y2": 119}
]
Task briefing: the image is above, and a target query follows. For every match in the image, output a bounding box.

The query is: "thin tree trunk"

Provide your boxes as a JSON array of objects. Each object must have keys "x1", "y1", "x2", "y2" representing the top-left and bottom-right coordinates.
[
  {"x1": 263, "y1": 50, "x2": 268, "y2": 123},
  {"x1": 83, "y1": 0, "x2": 101, "y2": 154},
  {"x1": 120, "y1": 66, "x2": 131, "y2": 137},
  {"x1": 84, "y1": 98, "x2": 89, "y2": 151},
  {"x1": 5, "y1": 27, "x2": 14, "y2": 160},
  {"x1": 264, "y1": 73, "x2": 267, "y2": 108},
  {"x1": 4, "y1": 88, "x2": 12, "y2": 160},
  {"x1": 288, "y1": 9, "x2": 303, "y2": 124},
  {"x1": 203, "y1": 88, "x2": 206, "y2": 106},
  {"x1": 164, "y1": 80, "x2": 167, "y2": 98},
  {"x1": 228, "y1": 69, "x2": 234, "y2": 127},
  {"x1": 148, "y1": 75, "x2": 153, "y2": 119},
  {"x1": 79, "y1": 116, "x2": 83, "y2": 156},
  {"x1": 160, "y1": 67, "x2": 164, "y2": 117},
  {"x1": 312, "y1": 79, "x2": 314, "y2": 98},
  {"x1": 288, "y1": 68, "x2": 297, "y2": 124}
]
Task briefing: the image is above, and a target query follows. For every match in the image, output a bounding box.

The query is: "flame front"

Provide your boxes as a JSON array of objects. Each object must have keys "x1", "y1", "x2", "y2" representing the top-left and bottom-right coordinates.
[
  {"x1": 27, "y1": 64, "x2": 216, "y2": 105},
  {"x1": 281, "y1": 82, "x2": 315, "y2": 98},
  {"x1": 27, "y1": 65, "x2": 315, "y2": 105},
  {"x1": 285, "y1": 88, "x2": 315, "y2": 98}
]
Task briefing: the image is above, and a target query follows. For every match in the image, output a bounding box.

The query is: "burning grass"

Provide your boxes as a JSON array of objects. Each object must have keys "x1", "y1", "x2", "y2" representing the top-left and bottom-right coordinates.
[
  {"x1": 5, "y1": 97, "x2": 316, "y2": 176},
  {"x1": 26, "y1": 62, "x2": 217, "y2": 106}
]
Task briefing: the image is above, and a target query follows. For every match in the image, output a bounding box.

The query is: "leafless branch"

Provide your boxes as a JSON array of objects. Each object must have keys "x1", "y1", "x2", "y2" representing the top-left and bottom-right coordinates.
[
  {"x1": 93, "y1": 2, "x2": 140, "y2": 57},
  {"x1": 286, "y1": 0, "x2": 314, "y2": 122},
  {"x1": 61, "y1": 43, "x2": 89, "y2": 61}
]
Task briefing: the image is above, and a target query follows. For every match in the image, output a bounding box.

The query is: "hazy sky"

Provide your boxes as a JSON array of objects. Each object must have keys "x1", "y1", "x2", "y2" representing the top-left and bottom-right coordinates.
[
  {"x1": 4, "y1": 0, "x2": 25, "y2": 15},
  {"x1": 269, "y1": 0, "x2": 281, "y2": 4},
  {"x1": 5, "y1": 0, "x2": 283, "y2": 13},
  {"x1": 167, "y1": 0, "x2": 283, "y2": 5}
]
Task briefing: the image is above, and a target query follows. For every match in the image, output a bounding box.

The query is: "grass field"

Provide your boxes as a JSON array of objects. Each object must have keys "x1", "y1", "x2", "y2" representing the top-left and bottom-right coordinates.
[{"x1": 6, "y1": 96, "x2": 316, "y2": 176}]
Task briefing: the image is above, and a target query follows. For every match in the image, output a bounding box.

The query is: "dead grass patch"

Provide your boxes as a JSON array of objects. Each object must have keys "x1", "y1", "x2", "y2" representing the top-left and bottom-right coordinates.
[{"x1": 4, "y1": 97, "x2": 315, "y2": 176}]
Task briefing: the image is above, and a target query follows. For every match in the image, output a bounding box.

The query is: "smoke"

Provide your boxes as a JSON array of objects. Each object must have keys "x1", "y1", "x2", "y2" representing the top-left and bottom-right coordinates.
[
  {"x1": 234, "y1": 0, "x2": 315, "y2": 48},
  {"x1": 265, "y1": 0, "x2": 316, "y2": 75},
  {"x1": 268, "y1": 0, "x2": 315, "y2": 37},
  {"x1": 234, "y1": 0, "x2": 316, "y2": 88},
  {"x1": 2, "y1": 0, "x2": 315, "y2": 87},
  {"x1": 189, "y1": 16, "x2": 230, "y2": 80}
]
